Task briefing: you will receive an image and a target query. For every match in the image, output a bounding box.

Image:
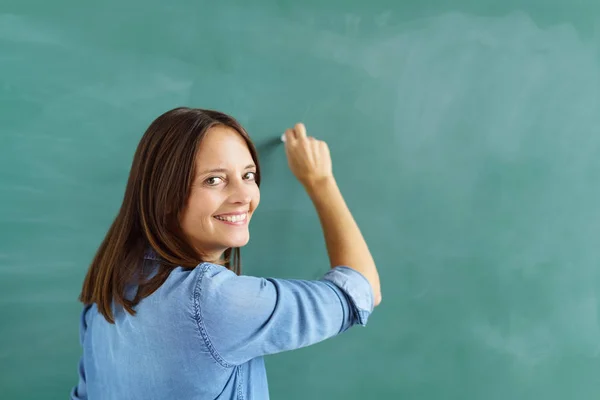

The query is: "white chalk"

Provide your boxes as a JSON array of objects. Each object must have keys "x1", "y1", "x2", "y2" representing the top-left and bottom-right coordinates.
[{"x1": 280, "y1": 133, "x2": 286, "y2": 142}]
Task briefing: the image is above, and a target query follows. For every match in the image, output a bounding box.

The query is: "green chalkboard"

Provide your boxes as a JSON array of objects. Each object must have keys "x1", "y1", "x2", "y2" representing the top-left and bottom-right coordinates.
[{"x1": 3, "y1": 0, "x2": 600, "y2": 398}]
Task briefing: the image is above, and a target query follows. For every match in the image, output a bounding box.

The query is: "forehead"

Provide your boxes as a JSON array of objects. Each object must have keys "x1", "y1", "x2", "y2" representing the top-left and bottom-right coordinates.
[{"x1": 195, "y1": 125, "x2": 253, "y2": 166}]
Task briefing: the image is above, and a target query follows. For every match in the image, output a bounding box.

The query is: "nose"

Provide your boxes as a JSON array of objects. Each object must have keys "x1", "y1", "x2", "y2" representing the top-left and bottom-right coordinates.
[{"x1": 228, "y1": 179, "x2": 254, "y2": 205}]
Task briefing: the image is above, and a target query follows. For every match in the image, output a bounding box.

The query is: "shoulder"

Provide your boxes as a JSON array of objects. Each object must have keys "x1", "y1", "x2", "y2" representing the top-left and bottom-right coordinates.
[
  {"x1": 140, "y1": 261, "x2": 245, "y2": 304},
  {"x1": 192, "y1": 263, "x2": 274, "y2": 311},
  {"x1": 159, "y1": 262, "x2": 269, "y2": 315}
]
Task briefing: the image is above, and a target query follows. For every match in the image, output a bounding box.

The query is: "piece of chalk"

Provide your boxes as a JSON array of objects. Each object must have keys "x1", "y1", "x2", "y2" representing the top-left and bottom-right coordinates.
[{"x1": 280, "y1": 133, "x2": 286, "y2": 142}]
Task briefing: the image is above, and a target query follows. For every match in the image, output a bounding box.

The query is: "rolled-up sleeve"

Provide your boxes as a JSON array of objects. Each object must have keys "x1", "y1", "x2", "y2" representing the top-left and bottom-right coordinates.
[
  {"x1": 194, "y1": 264, "x2": 375, "y2": 366},
  {"x1": 321, "y1": 266, "x2": 374, "y2": 329}
]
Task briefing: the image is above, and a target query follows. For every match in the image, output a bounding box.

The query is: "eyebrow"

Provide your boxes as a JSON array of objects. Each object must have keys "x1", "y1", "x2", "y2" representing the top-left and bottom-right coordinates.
[{"x1": 198, "y1": 164, "x2": 256, "y2": 175}]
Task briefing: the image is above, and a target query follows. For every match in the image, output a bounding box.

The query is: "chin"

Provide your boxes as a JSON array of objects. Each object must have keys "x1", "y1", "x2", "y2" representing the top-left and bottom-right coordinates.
[
  {"x1": 228, "y1": 239, "x2": 249, "y2": 248},
  {"x1": 227, "y1": 235, "x2": 250, "y2": 249}
]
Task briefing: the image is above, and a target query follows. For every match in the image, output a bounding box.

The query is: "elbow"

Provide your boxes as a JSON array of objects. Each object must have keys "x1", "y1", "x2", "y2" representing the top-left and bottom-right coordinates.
[{"x1": 373, "y1": 291, "x2": 382, "y2": 307}]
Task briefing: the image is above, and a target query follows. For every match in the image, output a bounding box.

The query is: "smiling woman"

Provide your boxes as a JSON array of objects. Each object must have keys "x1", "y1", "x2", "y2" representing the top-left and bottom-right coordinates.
[
  {"x1": 180, "y1": 125, "x2": 260, "y2": 263},
  {"x1": 71, "y1": 107, "x2": 381, "y2": 400}
]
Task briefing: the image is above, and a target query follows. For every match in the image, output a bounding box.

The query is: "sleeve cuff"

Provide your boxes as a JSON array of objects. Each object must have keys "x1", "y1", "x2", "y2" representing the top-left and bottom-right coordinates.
[{"x1": 321, "y1": 266, "x2": 374, "y2": 326}]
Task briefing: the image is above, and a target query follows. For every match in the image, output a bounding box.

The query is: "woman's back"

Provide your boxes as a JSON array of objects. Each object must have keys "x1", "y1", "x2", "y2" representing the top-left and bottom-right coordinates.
[{"x1": 71, "y1": 254, "x2": 374, "y2": 399}]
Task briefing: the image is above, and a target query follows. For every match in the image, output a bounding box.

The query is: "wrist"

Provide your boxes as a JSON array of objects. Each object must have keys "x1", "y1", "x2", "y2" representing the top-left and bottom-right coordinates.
[{"x1": 304, "y1": 176, "x2": 337, "y2": 198}]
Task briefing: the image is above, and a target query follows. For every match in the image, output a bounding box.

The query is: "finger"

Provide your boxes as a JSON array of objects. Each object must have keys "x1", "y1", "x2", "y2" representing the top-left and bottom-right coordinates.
[
  {"x1": 311, "y1": 137, "x2": 320, "y2": 158},
  {"x1": 317, "y1": 140, "x2": 328, "y2": 159},
  {"x1": 294, "y1": 123, "x2": 307, "y2": 139},
  {"x1": 284, "y1": 128, "x2": 296, "y2": 145},
  {"x1": 322, "y1": 141, "x2": 330, "y2": 156}
]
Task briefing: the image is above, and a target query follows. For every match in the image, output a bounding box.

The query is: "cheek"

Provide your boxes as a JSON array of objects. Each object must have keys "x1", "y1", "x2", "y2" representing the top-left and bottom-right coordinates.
[
  {"x1": 181, "y1": 191, "x2": 219, "y2": 229},
  {"x1": 251, "y1": 187, "x2": 260, "y2": 211}
]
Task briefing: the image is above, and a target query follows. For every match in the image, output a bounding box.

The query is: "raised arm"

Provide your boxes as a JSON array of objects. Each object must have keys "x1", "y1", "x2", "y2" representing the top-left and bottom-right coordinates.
[{"x1": 284, "y1": 123, "x2": 382, "y2": 306}]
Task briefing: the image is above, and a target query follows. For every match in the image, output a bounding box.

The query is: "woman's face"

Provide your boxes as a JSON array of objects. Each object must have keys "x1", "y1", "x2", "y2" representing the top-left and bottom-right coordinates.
[{"x1": 180, "y1": 125, "x2": 260, "y2": 263}]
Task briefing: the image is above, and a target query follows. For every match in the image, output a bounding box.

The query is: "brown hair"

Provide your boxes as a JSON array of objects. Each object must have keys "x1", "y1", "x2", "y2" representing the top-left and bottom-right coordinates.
[{"x1": 79, "y1": 107, "x2": 261, "y2": 323}]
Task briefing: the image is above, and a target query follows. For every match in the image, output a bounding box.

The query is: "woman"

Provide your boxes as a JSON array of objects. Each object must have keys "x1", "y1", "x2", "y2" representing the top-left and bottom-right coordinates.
[{"x1": 70, "y1": 107, "x2": 382, "y2": 399}]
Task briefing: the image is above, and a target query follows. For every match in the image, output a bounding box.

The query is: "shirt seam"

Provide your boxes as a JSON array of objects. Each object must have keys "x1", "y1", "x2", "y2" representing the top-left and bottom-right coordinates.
[
  {"x1": 236, "y1": 363, "x2": 244, "y2": 400},
  {"x1": 320, "y1": 280, "x2": 348, "y2": 334},
  {"x1": 192, "y1": 263, "x2": 236, "y2": 369}
]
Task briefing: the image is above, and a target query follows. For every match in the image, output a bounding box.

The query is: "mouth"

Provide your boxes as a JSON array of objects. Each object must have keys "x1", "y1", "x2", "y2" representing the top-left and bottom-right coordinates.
[{"x1": 213, "y1": 212, "x2": 248, "y2": 225}]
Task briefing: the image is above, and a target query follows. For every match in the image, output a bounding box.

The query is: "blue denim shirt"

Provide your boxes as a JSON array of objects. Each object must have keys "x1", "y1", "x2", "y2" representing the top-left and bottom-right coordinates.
[{"x1": 70, "y1": 256, "x2": 374, "y2": 399}]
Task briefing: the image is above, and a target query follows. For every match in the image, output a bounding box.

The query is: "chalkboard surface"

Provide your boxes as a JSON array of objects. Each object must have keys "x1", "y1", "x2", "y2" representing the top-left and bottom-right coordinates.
[{"x1": 2, "y1": 0, "x2": 600, "y2": 398}]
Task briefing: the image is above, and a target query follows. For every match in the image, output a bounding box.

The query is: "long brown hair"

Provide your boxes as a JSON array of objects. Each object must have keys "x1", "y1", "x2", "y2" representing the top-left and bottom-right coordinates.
[{"x1": 79, "y1": 107, "x2": 261, "y2": 323}]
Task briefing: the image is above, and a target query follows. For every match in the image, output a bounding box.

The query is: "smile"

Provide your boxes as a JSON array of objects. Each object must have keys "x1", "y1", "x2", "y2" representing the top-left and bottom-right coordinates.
[{"x1": 213, "y1": 213, "x2": 248, "y2": 225}]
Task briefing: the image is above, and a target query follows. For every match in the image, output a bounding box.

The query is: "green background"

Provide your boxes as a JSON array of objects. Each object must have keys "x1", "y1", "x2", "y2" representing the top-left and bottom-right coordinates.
[{"x1": 2, "y1": 0, "x2": 600, "y2": 398}]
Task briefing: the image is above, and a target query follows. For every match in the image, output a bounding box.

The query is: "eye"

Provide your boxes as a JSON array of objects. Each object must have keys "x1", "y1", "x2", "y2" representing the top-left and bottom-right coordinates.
[
  {"x1": 244, "y1": 171, "x2": 257, "y2": 180},
  {"x1": 205, "y1": 176, "x2": 224, "y2": 186}
]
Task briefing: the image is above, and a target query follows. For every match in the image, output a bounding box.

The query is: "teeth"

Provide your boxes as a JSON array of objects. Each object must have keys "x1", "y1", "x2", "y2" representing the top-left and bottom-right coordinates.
[{"x1": 215, "y1": 213, "x2": 247, "y2": 222}]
